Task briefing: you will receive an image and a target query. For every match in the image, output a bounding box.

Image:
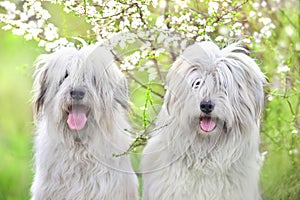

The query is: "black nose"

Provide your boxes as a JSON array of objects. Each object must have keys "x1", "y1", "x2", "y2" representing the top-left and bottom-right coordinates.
[
  {"x1": 70, "y1": 88, "x2": 85, "y2": 100},
  {"x1": 200, "y1": 100, "x2": 215, "y2": 114}
]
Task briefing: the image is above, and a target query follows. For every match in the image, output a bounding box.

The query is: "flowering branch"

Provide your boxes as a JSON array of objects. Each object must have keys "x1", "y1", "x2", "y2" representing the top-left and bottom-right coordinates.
[{"x1": 1, "y1": 0, "x2": 291, "y2": 156}]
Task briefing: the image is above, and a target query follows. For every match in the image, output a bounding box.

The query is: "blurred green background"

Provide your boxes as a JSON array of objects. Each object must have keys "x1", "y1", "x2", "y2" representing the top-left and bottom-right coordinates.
[
  {"x1": 0, "y1": 1, "x2": 299, "y2": 200},
  {"x1": 0, "y1": 33, "x2": 42, "y2": 200}
]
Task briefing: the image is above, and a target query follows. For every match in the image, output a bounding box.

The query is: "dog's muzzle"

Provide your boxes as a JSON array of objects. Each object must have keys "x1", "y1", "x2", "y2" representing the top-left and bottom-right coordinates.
[
  {"x1": 70, "y1": 87, "x2": 86, "y2": 100},
  {"x1": 66, "y1": 87, "x2": 89, "y2": 131},
  {"x1": 200, "y1": 100, "x2": 215, "y2": 114},
  {"x1": 67, "y1": 105, "x2": 89, "y2": 131},
  {"x1": 199, "y1": 100, "x2": 216, "y2": 133},
  {"x1": 200, "y1": 117, "x2": 217, "y2": 132}
]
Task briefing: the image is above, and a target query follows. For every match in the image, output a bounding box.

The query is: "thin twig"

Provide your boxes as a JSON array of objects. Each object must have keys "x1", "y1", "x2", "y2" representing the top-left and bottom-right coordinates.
[
  {"x1": 283, "y1": 76, "x2": 295, "y2": 116},
  {"x1": 113, "y1": 122, "x2": 171, "y2": 157},
  {"x1": 213, "y1": 0, "x2": 249, "y2": 24},
  {"x1": 98, "y1": 3, "x2": 138, "y2": 19},
  {"x1": 279, "y1": 9, "x2": 298, "y2": 29},
  {"x1": 126, "y1": 71, "x2": 164, "y2": 98},
  {"x1": 152, "y1": 52, "x2": 164, "y2": 83},
  {"x1": 164, "y1": 0, "x2": 170, "y2": 29},
  {"x1": 110, "y1": 50, "x2": 164, "y2": 98}
]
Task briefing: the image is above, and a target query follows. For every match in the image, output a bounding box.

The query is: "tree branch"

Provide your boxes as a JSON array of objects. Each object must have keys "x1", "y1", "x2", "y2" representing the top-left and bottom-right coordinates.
[{"x1": 111, "y1": 50, "x2": 164, "y2": 99}]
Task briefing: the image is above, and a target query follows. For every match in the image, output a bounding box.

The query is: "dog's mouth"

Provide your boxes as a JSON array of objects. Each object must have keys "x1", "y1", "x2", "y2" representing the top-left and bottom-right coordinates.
[
  {"x1": 66, "y1": 105, "x2": 89, "y2": 131},
  {"x1": 200, "y1": 116, "x2": 217, "y2": 133}
]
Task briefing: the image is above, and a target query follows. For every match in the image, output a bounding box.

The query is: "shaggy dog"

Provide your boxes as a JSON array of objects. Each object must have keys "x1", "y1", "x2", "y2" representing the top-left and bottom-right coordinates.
[
  {"x1": 141, "y1": 42, "x2": 265, "y2": 200},
  {"x1": 31, "y1": 45, "x2": 138, "y2": 200}
]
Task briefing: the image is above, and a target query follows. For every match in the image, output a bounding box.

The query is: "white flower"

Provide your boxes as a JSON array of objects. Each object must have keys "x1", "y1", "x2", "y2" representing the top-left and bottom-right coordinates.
[
  {"x1": 222, "y1": 2, "x2": 228, "y2": 7},
  {"x1": 252, "y1": 2, "x2": 260, "y2": 8},
  {"x1": 154, "y1": 48, "x2": 165, "y2": 57},
  {"x1": 0, "y1": 1, "x2": 16, "y2": 13},
  {"x1": 208, "y1": 1, "x2": 219, "y2": 15},
  {"x1": 187, "y1": 25, "x2": 198, "y2": 32},
  {"x1": 289, "y1": 149, "x2": 298, "y2": 155},
  {"x1": 261, "y1": 151, "x2": 268, "y2": 162},
  {"x1": 120, "y1": 62, "x2": 133, "y2": 70},
  {"x1": 277, "y1": 65, "x2": 290, "y2": 73},
  {"x1": 215, "y1": 35, "x2": 227, "y2": 42},
  {"x1": 284, "y1": 25, "x2": 294, "y2": 36},
  {"x1": 149, "y1": 72, "x2": 157, "y2": 81},
  {"x1": 259, "y1": 17, "x2": 272, "y2": 26},
  {"x1": 147, "y1": 67, "x2": 157, "y2": 81},
  {"x1": 157, "y1": 32, "x2": 167, "y2": 43},
  {"x1": 219, "y1": 26, "x2": 229, "y2": 35},
  {"x1": 20, "y1": 12, "x2": 29, "y2": 21},
  {"x1": 44, "y1": 23, "x2": 59, "y2": 41},
  {"x1": 253, "y1": 32, "x2": 262, "y2": 43},
  {"x1": 242, "y1": 38, "x2": 251, "y2": 44},
  {"x1": 196, "y1": 18, "x2": 206, "y2": 26},
  {"x1": 144, "y1": 60, "x2": 154, "y2": 67},
  {"x1": 44, "y1": 38, "x2": 73, "y2": 52},
  {"x1": 24, "y1": 33, "x2": 33, "y2": 40},
  {"x1": 267, "y1": 95, "x2": 273, "y2": 101},
  {"x1": 174, "y1": 0, "x2": 190, "y2": 8},
  {"x1": 119, "y1": 39, "x2": 126, "y2": 49},
  {"x1": 155, "y1": 15, "x2": 165, "y2": 28},
  {"x1": 205, "y1": 26, "x2": 214, "y2": 33},
  {"x1": 12, "y1": 28, "x2": 25, "y2": 35},
  {"x1": 2, "y1": 24, "x2": 12, "y2": 31},
  {"x1": 151, "y1": 0, "x2": 158, "y2": 8},
  {"x1": 232, "y1": 22, "x2": 242, "y2": 30},
  {"x1": 38, "y1": 40, "x2": 46, "y2": 47},
  {"x1": 159, "y1": 0, "x2": 167, "y2": 9},
  {"x1": 215, "y1": 36, "x2": 222, "y2": 42},
  {"x1": 131, "y1": 18, "x2": 142, "y2": 29},
  {"x1": 173, "y1": 40, "x2": 178, "y2": 47},
  {"x1": 131, "y1": 52, "x2": 141, "y2": 65},
  {"x1": 196, "y1": 34, "x2": 211, "y2": 41},
  {"x1": 180, "y1": 40, "x2": 187, "y2": 49},
  {"x1": 249, "y1": 11, "x2": 256, "y2": 18}
]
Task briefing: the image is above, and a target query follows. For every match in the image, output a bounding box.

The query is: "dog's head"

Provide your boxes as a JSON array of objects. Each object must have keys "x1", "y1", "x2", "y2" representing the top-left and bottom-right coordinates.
[
  {"x1": 33, "y1": 45, "x2": 128, "y2": 131},
  {"x1": 164, "y1": 41, "x2": 265, "y2": 135}
]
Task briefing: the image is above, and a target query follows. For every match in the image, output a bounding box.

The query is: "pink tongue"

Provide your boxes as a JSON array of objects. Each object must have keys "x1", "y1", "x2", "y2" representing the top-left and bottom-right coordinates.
[
  {"x1": 200, "y1": 117, "x2": 216, "y2": 132},
  {"x1": 67, "y1": 108, "x2": 87, "y2": 130}
]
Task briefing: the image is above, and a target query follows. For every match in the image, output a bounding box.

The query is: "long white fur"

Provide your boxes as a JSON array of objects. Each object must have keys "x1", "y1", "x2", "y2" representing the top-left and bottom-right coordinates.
[
  {"x1": 141, "y1": 41, "x2": 265, "y2": 200},
  {"x1": 31, "y1": 45, "x2": 138, "y2": 200}
]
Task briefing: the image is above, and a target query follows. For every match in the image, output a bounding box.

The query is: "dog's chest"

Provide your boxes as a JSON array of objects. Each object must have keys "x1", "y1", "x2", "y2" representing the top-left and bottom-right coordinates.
[
  {"x1": 157, "y1": 160, "x2": 259, "y2": 200},
  {"x1": 42, "y1": 144, "x2": 115, "y2": 199}
]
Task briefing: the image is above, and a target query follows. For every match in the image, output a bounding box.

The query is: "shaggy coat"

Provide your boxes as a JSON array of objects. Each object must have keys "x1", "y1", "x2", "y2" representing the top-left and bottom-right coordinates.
[
  {"x1": 141, "y1": 42, "x2": 265, "y2": 200},
  {"x1": 31, "y1": 45, "x2": 138, "y2": 200}
]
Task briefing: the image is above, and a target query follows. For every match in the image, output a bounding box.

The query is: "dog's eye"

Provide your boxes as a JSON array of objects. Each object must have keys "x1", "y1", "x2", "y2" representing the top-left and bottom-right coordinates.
[
  {"x1": 64, "y1": 71, "x2": 69, "y2": 79},
  {"x1": 59, "y1": 71, "x2": 69, "y2": 86},
  {"x1": 192, "y1": 79, "x2": 201, "y2": 89}
]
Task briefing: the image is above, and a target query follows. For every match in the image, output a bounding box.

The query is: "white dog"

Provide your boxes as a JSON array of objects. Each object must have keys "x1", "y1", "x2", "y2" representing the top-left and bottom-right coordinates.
[
  {"x1": 31, "y1": 45, "x2": 138, "y2": 200},
  {"x1": 141, "y1": 41, "x2": 265, "y2": 200}
]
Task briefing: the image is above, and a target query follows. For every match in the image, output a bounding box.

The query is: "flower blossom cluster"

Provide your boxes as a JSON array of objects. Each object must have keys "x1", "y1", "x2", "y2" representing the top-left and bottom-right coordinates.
[
  {"x1": 0, "y1": 0, "x2": 278, "y2": 79},
  {"x1": 0, "y1": 1, "x2": 73, "y2": 51}
]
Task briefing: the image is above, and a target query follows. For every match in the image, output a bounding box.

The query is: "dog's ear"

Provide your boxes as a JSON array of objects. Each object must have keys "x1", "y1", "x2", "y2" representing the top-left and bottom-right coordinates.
[
  {"x1": 114, "y1": 77, "x2": 129, "y2": 110},
  {"x1": 164, "y1": 59, "x2": 186, "y2": 115},
  {"x1": 33, "y1": 60, "x2": 48, "y2": 118}
]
